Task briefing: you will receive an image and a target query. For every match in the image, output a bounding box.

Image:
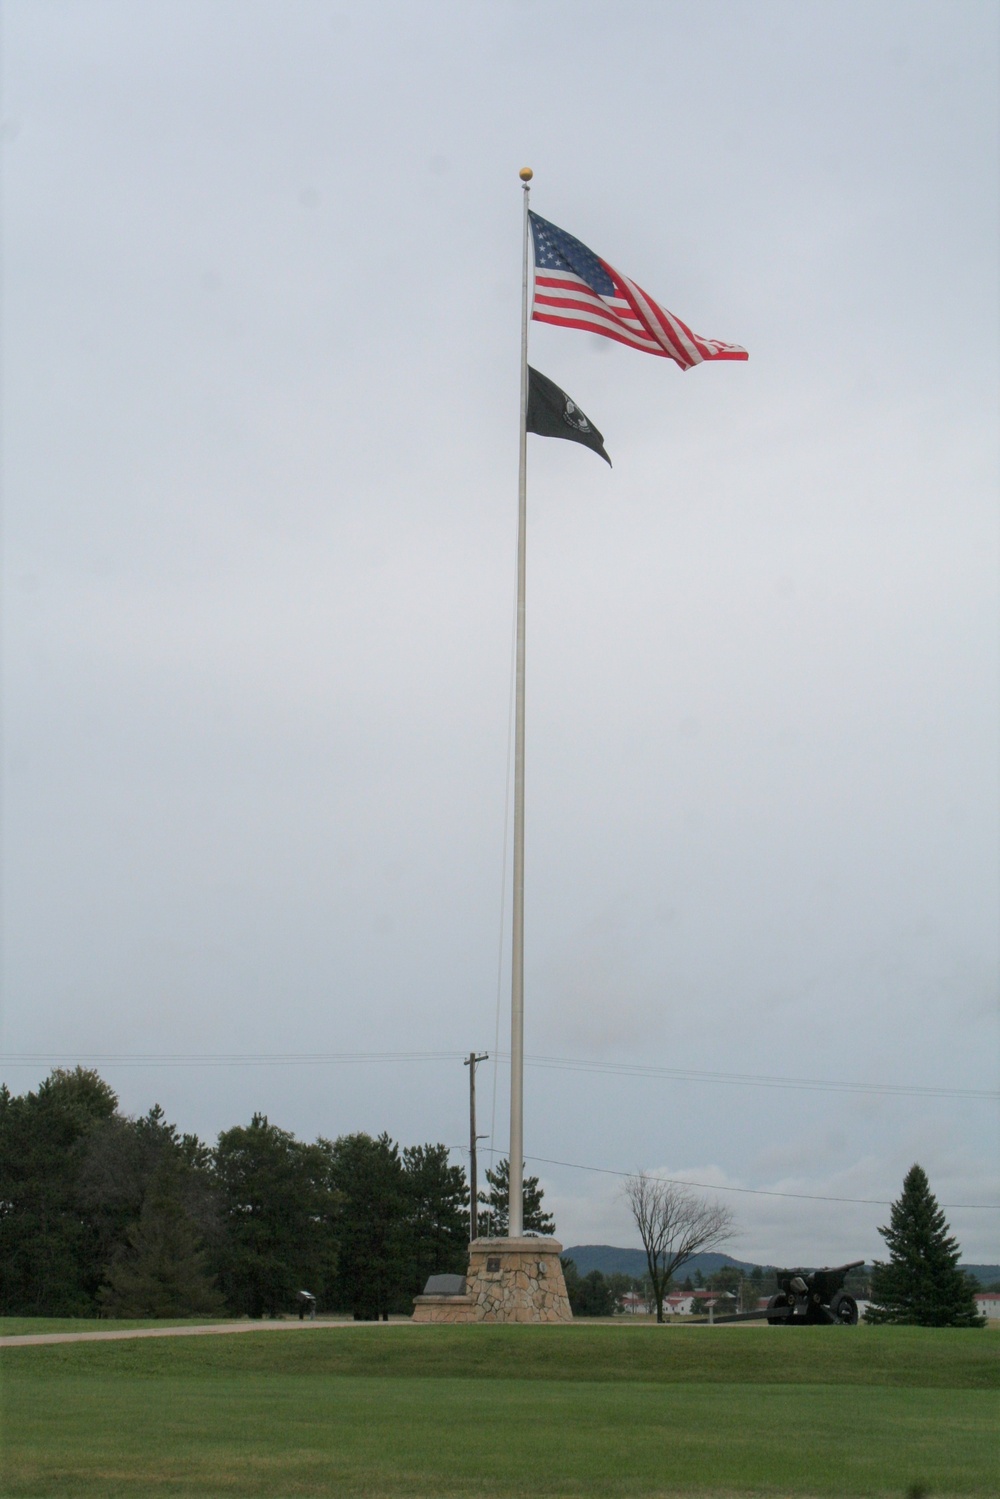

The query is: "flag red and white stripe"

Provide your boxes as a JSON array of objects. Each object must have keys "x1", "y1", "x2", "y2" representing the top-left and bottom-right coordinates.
[{"x1": 529, "y1": 212, "x2": 747, "y2": 370}]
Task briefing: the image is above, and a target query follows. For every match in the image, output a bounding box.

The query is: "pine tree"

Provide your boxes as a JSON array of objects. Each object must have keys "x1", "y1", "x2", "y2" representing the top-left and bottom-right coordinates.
[
  {"x1": 213, "y1": 1115, "x2": 337, "y2": 1318},
  {"x1": 477, "y1": 1158, "x2": 555, "y2": 1237},
  {"x1": 328, "y1": 1132, "x2": 409, "y2": 1319},
  {"x1": 402, "y1": 1143, "x2": 469, "y2": 1296},
  {"x1": 0, "y1": 1068, "x2": 119, "y2": 1315},
  {"x1": 99, "y1": 1163, "x2": 225, "y2": 1318},
  {"x1": 865, "y1": 1164, "x2": 985, "y2": 1328}
]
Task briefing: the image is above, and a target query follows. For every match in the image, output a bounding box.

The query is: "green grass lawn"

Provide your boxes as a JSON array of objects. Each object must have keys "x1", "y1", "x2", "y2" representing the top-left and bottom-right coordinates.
[
  {"x1": 2, "y1": 1325, "x2": 997, "y2": 1497},
  {"x1": 0, "y1": 1317, "x2": 231, "y2": 1337}
]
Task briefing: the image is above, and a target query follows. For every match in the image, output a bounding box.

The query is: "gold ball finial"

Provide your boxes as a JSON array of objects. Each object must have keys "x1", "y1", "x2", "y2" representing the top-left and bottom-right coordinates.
[{"x1": 519, "y1": 167, "x2": 533, "y2": 182}]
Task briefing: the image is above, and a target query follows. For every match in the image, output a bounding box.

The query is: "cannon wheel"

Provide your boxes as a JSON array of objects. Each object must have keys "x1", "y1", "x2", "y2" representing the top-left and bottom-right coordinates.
[
  {"x1": 766, "y1": 1292, "x2": 793, "y2": 1325},
  {"x1": 830, "y1": 1291, "x2": 859, "y2": 1325}
]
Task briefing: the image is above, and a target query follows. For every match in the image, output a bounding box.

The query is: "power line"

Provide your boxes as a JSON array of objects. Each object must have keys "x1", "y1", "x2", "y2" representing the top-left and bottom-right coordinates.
[
  {"x1": 519, "y1": 1054, "x2": 996, "y2": 1102},
  {"x1": 0, "y1": 1050, "x2": 464, "y2": 1067},
  {"x1": 464, "y1": 1146, "x2": 999, "y2": 1212},
  {"x1": 1, "y1": 1049, "x2": 992, "y2": 1102},
  {"x1": 4, "y1": 1047, "x2": 991, "y2": 1208}
]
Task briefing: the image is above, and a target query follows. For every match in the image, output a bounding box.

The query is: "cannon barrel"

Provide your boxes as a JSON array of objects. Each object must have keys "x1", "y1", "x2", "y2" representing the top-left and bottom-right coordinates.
[
  {"x1": 689, "y1": 1258, "x2": 865, "y2": 1326},
  {"x1": 776, "y1": 1260, "x2": 864, "y2": 1279}
]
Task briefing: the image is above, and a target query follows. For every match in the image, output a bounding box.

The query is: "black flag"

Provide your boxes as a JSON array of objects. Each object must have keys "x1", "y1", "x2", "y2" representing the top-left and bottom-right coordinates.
[{"x1": 526, "y1": 367, "x2": 611, "y2": 466}]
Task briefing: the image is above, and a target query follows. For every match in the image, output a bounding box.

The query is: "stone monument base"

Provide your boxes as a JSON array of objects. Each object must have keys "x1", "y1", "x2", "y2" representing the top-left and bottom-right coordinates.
[{"x1": 412, "y1": 1237, "x2": 572, "y2": 1323}]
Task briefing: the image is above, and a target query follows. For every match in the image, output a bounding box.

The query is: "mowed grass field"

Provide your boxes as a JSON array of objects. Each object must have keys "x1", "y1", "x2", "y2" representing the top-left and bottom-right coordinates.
[
  {"x1": 2, "y1": 1323, "x2": 997, "y2": 1498},
  {"x1": 0, "y1": 1317, "x2": 233, "y2": 1337}
]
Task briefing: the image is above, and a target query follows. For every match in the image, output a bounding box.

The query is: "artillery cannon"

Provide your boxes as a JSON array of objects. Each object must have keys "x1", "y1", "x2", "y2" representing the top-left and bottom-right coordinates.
[
  {"x1": 695, "y1": 1261, "x2": 864, "y2": 1326},
  {"x1": 764, "y1": 1261, "x2": 863, "y2": 1325}
]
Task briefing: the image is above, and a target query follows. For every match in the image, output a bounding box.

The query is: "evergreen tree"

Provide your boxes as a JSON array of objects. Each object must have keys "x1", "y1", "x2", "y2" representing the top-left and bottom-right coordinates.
[
  {"x1": 328, "y1": 1132, "x2": 408, "y2": 1319},
  {"x1": 478, "y1": 1158, "x2": 555, "y2": 1237},
  {"x1": 562, "y1": 1264, "x2": 616, "y2": 1317},
  {"x1": 607, "y1": 1272, "x2": 636, "y2": 1312},
  {"x1": 706, "y1": 1266, "x2": 741, "y2": 1296},
  {"x1": 740, "y1": 1268, "x2": 763, "y2": 1313},
  {"x1": 865, "y1": 1164, "x2": 985, "y2": 1328},
  {"x1": 402, "y1": 1143, "x2": 469, "y2": 1297},
  {"x1": 78, "y1": 1104, "x2": 220, "y2": 1294},
  {"x1": 213, "y1": 1115, "x2": 337, "y2": 1317},
  {"x1": 0, "y1": 1069, "x2": 119, "y2": 1314},
  {"x1": 98, "y1": 1162, "x2": 225, "y2": 1318}
]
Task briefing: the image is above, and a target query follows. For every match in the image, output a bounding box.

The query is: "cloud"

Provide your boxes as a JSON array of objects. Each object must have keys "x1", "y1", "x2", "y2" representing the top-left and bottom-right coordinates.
[{"x1": 2, "y1": 1, "x2": 996, "y2": 1264}]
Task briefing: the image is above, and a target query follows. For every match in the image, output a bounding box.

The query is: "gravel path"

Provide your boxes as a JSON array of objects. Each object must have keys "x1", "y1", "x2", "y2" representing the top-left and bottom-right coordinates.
[{"x1": 0, "y1": 1319, "x2": 399, "y2": 1347}]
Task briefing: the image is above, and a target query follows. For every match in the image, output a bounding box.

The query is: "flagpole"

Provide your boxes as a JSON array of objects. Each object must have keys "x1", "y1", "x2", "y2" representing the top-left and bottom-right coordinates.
[{"x1": 509, "y1": 166, "x2": 532, "y2": 1240}]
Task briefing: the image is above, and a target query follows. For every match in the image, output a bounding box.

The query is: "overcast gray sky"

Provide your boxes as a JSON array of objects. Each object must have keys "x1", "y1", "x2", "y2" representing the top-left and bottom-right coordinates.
[{"x1": 2, "y1": 0, "x2": 998, "y2": 1265}]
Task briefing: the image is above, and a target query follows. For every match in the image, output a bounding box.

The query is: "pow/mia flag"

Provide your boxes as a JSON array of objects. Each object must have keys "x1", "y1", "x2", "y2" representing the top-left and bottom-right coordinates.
[{"x1": 526, "y1": 367, "x2": 611, "y2": 466}]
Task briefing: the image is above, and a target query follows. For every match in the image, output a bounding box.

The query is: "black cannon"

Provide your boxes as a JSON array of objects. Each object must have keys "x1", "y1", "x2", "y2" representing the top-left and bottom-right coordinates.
[
  {"x1": 764, "y1": 1261, "x2": 863, "y2": 1325},
  {"x1": 694, "y1": 1260, "x2": 864, "y2": 1326}
]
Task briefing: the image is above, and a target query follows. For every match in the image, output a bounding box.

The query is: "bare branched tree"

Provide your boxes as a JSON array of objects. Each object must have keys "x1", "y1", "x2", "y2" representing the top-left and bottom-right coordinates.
[{"x1": 624, "y1": 1174, "x2": 736, "y2": 1323}]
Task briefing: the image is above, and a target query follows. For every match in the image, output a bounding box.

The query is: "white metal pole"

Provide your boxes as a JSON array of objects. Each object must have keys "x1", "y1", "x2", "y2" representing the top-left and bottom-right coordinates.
[{"x1": 509, "y1": 167, "x2": 532, "y2": 1239}]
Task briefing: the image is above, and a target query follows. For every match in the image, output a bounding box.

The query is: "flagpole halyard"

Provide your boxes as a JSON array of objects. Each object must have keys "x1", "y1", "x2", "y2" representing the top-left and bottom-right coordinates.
[{"x1": 509, "y1": 167, "x2": 532, "y2": 1240}]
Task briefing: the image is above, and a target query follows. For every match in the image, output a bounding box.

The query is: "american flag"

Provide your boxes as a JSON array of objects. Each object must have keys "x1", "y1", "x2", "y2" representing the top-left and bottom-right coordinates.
[{"x1": 529, "y1": 212, "x2": 747, "y2": 370}]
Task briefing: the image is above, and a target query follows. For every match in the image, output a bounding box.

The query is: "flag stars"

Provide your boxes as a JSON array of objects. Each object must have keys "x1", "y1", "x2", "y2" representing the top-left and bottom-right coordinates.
[{"x1": 528, "y1": 209, "x2": 747, "y2": 368}]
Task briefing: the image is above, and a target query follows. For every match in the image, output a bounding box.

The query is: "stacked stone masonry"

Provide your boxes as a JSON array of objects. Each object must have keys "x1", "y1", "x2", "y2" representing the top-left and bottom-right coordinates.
[{"x1": 412, "y1": 1237, "x2": 572, "y2": 1323}]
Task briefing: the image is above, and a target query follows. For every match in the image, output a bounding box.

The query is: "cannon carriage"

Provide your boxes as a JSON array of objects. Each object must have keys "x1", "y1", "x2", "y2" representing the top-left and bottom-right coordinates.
[
  {"x1": 695, "y1": 1260, "x2": 864, "y2": 1326},
  {"x1": 763, "y1": 1261, "x2": 863, "y2": 1325}
]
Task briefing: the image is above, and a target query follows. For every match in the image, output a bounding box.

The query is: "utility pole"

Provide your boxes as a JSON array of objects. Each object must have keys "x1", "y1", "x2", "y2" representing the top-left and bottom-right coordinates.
[{"x1": 464, "y1": 1051, "x2": 489, "y2": 1240}]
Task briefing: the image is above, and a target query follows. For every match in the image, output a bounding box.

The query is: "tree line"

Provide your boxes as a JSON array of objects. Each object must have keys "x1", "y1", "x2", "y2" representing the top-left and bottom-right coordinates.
[
  {"x1": 2, "y1": 1071, "x2": 983, "y2": 1329},
  {"x1": 0, "y1": 1068, "x2": 545, "y2": 1320}
]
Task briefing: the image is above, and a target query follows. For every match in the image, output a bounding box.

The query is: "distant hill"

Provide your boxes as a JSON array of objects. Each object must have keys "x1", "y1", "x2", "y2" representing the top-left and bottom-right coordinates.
[
  {"x1": 562, "y1": 1246, "x2": 1000, "y2": 1287},
  {"x1": 961, "y1": 1265, "x2": 1000, "y2": 1287},
  {"x1": 562, "y1": 1246, "x2": 758, "y2": 1279}
]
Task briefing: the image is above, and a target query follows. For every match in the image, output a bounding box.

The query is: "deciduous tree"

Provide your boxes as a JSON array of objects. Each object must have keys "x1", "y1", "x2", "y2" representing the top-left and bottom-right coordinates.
[{"x1": 623, "y1": 1174, "x2": 735, "y2": 1324}]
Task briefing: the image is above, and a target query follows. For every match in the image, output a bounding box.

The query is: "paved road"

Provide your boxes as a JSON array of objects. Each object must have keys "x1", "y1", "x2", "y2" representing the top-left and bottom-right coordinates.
[{"x1": 0, "y1": 1320, "x2": 394, "y2": 1347}]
